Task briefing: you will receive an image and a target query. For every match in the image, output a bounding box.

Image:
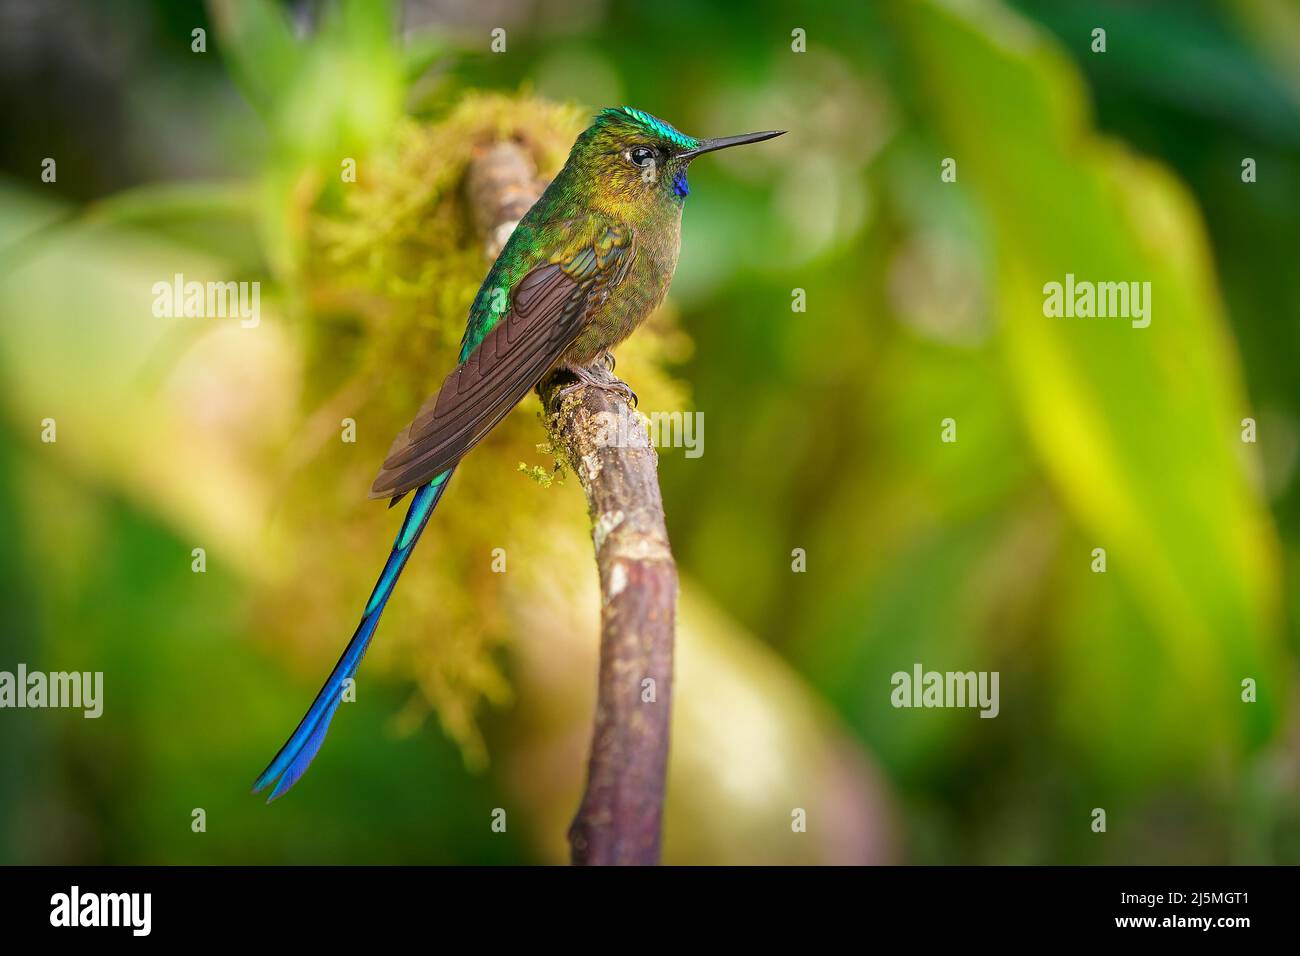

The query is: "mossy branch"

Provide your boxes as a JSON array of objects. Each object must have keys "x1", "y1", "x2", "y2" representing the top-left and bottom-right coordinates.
[{"x1": 466, "y1": 140, "x2": 677, "y2": 866}]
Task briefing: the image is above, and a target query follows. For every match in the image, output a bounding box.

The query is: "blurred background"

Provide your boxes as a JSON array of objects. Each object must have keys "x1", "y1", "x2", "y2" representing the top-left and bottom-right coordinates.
[{"x1": 1, "y1": 0, "x2": 1298, "y2": 864}]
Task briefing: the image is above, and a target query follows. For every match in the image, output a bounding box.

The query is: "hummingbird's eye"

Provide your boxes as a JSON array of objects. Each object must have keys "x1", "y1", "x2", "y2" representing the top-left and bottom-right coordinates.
[{"x1": 628, "y1": 146, "x2": 656, "y2": 168}]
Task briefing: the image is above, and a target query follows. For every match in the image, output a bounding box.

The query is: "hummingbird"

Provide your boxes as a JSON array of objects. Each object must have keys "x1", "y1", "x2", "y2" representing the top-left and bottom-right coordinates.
[{"x1": 253, "y1": 107, "x2": 784, "y2": 801}]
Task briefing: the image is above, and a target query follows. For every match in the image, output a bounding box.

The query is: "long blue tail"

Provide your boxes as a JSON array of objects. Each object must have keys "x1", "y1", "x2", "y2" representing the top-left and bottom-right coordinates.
[{"x1": 252, "y1": 469, "x2": 453, "y2": 802}]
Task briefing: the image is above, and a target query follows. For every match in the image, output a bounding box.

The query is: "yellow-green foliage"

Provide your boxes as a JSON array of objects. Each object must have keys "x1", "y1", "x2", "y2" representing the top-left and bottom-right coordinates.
[{"x1": 260, "y1": 93, "x2": 690, "y2": 766}]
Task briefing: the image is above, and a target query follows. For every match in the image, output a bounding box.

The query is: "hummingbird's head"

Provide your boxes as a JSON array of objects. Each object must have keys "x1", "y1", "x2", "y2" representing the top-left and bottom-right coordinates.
[{"x1": 575, "y1": 107, "x2": 784, "y2": 206}]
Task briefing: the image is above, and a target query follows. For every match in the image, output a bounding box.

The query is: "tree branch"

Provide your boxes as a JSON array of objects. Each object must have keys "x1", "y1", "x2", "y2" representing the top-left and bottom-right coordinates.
[
  {"x1": 538, "y1": 370, "x2": 677, "y2": 865},
  {"x1": 466, "y1": 140, "x2": 678, "y2": 865}
]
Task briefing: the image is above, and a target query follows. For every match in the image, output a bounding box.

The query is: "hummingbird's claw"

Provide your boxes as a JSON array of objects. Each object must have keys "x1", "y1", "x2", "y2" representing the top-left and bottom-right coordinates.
[
  {"x1": 600, "y1": 351, "x2": 617, "y2": 373},
  {"x1": 556, "y1": 363, "x2": 638, "y2": 408}
]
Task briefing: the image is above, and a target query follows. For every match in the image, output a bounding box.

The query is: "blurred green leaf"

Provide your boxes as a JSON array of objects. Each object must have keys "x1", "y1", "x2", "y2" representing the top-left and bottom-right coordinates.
[
  {"x1": 896, "y1": 0, "x2": 1286, "y2": 773},
  {"x1": 207, "y1": 0, "x2": 306, "y2": 119}
]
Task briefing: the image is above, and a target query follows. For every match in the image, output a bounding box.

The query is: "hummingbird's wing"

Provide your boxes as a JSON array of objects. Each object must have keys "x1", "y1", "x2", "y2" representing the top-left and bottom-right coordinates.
[{"x1": 369, "y1": 225, "x2": 635, "y2": 499}]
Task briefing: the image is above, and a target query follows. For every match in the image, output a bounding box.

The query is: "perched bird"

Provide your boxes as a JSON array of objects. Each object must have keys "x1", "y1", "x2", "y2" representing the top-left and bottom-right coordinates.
[{"x1": 253, "y1": 107, "x2": 784, "y2": 801}]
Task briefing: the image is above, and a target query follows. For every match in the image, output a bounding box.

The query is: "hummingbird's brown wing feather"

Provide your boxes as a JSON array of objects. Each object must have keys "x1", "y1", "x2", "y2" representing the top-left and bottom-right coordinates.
[{"x1": 369, "y1": 229, "x2": 632, "y2": 499}]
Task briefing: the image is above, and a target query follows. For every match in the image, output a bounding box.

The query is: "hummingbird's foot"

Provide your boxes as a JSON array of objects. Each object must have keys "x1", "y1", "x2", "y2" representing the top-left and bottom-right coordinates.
[
  {"x1": 556, "y1": 363, "x2": 639, "y2": 408},
  {"x1": 600, "y1": 350, "x2": 617, "y2": 373}
]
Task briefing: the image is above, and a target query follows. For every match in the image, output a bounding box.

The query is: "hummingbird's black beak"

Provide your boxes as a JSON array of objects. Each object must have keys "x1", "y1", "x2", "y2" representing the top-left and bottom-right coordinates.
[{"x1": 678, "y1": 129, "x2": 785, "y2": 160}]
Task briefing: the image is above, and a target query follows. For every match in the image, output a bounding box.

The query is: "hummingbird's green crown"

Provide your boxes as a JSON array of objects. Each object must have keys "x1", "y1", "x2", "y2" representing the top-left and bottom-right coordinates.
[{"x1": 594, "y1": 107, "x2": 701, "y2": 151}]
